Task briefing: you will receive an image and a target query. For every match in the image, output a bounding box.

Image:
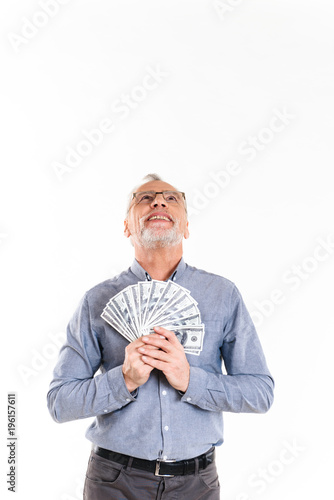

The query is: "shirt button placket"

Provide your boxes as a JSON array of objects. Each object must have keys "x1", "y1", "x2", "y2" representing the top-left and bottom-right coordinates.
[{"x1": 159, "y1": 376, "x2": 172, "y2": 459}]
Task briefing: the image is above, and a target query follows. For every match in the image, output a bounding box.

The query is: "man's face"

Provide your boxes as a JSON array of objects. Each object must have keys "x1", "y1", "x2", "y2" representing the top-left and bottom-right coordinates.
[{"x1": 124, "y1": 180, "x2": 189, "y2": 249}]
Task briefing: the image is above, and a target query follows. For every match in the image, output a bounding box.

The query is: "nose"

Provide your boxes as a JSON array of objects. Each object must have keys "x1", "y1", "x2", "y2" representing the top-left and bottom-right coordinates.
[{"x1": 151, "y1": 193, "x2": 167, "y2": 208}]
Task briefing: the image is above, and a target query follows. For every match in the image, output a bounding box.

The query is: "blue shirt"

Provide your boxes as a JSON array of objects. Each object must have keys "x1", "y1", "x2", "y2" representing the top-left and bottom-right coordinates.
[{"x1": 47, "y1": 258, "x2": 274, "y2": 461}]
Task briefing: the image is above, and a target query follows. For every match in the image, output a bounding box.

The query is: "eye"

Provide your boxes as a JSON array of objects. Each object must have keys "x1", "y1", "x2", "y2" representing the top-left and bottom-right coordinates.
[
  {"x1": 138, "y1": 193, "x2": 154, "y2": 203},
  {"x1": 165, "y1": 193, "x2": 178, "y2": 202}
]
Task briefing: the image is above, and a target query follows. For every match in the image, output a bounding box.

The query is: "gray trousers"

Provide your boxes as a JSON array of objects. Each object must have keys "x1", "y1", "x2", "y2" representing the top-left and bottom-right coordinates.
[{"x1": 83, "y1": 450, "x2": 220, "y2": 500}]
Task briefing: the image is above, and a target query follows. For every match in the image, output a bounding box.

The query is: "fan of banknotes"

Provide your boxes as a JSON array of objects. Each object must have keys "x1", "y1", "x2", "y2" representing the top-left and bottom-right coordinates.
[{"x1": 101, "y1": 280, "x2": 205, "y2": 355}]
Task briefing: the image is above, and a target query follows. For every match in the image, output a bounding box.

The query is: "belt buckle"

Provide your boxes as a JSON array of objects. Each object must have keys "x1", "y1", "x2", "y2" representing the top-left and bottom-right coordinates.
[{"x1": 155, "y1": 459, "x2": 176, "y2": 477}]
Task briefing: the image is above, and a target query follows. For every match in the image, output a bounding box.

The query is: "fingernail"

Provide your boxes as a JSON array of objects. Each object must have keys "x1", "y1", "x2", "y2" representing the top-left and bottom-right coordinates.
[{"x1": 142, "y1": 337, "x2": 149, "y2": 342}]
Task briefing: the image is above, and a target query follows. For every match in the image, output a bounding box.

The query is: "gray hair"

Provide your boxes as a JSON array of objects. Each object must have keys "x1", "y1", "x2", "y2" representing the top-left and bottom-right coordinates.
[{"x1": 125, "y1": 174, "x2": 187, "y2": 216}]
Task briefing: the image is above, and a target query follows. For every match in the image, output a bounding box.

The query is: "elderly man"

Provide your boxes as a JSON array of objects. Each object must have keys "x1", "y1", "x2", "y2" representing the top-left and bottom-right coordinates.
[{"x1": 47, "y1": 174, "x2": 274, "y2": 500}]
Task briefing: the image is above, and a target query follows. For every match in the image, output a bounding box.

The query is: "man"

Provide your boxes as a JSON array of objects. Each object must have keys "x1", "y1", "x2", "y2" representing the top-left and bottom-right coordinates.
[{"x1": 47, "y1": 174, "x2": 274, "y2": 500}]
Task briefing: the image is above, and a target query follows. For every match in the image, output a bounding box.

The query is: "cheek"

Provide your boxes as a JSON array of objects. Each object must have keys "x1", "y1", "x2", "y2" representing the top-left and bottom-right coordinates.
[{"x1": 127, "y1": 213, "x2": 146, "y2": 234}]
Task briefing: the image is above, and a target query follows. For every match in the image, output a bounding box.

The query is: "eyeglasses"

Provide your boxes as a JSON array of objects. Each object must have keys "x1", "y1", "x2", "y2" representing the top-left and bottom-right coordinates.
[{"x1": 132, "y1": 191, "x2": 186, "y2": 205}]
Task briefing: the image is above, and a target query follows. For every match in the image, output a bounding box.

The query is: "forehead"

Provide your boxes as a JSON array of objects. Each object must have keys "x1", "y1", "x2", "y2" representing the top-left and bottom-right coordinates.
[{"x1": 135, "y1": 180, "x2": 178, "y2": 193}]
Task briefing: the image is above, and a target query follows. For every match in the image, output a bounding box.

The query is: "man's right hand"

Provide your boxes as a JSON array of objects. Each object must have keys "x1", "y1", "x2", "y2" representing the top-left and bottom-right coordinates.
[{"x1": 122, "y1": 337, "x2": 157, "y2": 392}]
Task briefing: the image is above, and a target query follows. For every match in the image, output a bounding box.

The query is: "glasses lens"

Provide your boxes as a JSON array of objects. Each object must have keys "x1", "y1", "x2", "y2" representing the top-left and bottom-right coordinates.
[
  {"x1": 135, "y1": 192, "x2": 156, "y2": 204},
  {"x1": 134, "y1": 191, "x2": 184, "y2": 204},
  {"x1": 163, "y1": 191, "x2": 183, "y2": 203}
]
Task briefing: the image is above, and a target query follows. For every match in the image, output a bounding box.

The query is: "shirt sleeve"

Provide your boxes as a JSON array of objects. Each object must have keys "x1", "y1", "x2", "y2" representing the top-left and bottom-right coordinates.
[
  {"x1": 47, "y1": 294, "x2": 137, "y2": 423},
  {"x1": 181, "y1": 284, "x2": 274, "y2": 413}
]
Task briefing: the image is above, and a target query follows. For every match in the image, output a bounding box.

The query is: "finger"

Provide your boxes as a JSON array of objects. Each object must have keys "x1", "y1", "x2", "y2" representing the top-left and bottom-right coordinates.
[
  {"x1": 138, "y1": 344, "x2": 160, "y2": 353},
  {"x1": 127, "y1": 338, "x2": 160, "y2": 353},
  {"x1": 153, "y1": 326, "x2": 174, "y2": 337},
  {"x1": 126, "y1": 338, "x2": 146, "y2": 351},
  {"x1": 140, "y1": 332, "x2": 167, "y2": 342},
  {"x1": 153, "y1": 327, "x2": 183, "y2": 349},
  {"x1": 141, "y1": 355, "x2": 168, "y2": 371},
  {"x1": 138, "y1": 346, "x2": 170, "y2": 362},
  {"x1": 141, "y1": 335, "x2": 172, "y2": 353}
]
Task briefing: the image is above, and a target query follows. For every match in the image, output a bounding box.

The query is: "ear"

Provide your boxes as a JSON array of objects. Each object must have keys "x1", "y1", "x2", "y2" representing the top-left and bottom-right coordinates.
[
  {"x1": 124, "y1": 219, "x2": 131, "y2": 238},
  {"x1": 184, "y1": 221, "x2": 190, "y2": 240}
]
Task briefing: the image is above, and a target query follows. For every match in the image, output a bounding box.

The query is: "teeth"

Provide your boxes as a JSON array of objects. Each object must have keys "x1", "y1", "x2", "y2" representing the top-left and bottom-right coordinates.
[{"x1": 148, "y1": 216, "x2": 170, "y2": 221}]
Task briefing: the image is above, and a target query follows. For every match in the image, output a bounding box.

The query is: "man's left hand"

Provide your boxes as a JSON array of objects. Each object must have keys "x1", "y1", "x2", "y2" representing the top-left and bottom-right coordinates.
[{"x1": 138, "y1": 327, "x2": 190, "y2": 392}]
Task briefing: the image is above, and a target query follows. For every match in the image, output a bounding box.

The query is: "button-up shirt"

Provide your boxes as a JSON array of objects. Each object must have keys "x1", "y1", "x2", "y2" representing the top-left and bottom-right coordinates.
[{"x1": 47, "y1": 258, "x2": 274, "y2": 461}]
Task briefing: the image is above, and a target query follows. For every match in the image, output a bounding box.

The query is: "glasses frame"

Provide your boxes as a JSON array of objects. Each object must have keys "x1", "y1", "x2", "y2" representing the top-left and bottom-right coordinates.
[{"x1": 131, "y1": 191, "x2": 186, "y2": 206}]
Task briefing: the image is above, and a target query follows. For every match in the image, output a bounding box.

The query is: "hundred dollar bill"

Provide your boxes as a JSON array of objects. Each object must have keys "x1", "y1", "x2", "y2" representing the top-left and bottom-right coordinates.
[
  {"x1": 101, "y1": 307, "x2": 135, "y2": 342},
  {"x1": 107, "y1": 290, "x2": 137, "y2": 339},
  {"x1": 143, "y1": 280, "x2": 168, "y2": 326},
  {"x1": 122, "y1": 285, "x2": 141, "y2": 333},
  {"x1": 145, "y1": 280, "x2": 181, "y2": 325},
  {"x1": 137, "y1": 281, "x2": 152, "y2": 327},
  {"x1": 151, "y1": 325, "x2": 205, "y2": 354},
  {"x1": 175, "y1": 326, "x2": 205, "y2": 355},
  {"x1": 151, "y1": 302, "x2": 200, "y2": 328}
]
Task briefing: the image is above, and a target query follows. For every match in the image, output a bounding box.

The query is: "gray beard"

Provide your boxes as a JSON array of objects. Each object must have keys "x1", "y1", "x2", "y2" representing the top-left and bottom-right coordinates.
[
  {"x1": 140, "y1": 226, "x2": 183, "y2": 249},
  {"x1": 132, "y1": 216, "x2": 183, "y2": 249}
]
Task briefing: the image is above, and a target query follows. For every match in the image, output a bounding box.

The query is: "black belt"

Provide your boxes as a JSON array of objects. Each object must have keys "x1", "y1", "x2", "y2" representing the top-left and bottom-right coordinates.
[{"x1": 93, "y1": 446, "x2": 215, "y2": 477}]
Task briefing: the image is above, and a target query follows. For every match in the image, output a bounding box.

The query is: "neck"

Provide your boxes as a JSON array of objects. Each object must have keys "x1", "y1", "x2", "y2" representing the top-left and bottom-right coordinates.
[{"x1": 134, "y1": 244, "x2": 183, "y2": 281}]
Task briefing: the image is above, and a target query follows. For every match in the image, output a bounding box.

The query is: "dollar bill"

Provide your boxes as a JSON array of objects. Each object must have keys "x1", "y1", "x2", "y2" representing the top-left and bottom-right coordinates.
[{"x1": 101, "y1": 280, "x2": 205, "y2": 356}]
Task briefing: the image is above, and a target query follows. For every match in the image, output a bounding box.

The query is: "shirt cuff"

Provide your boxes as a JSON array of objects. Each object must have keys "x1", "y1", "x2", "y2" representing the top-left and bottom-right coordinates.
[
  {"x1": 180, "y1": 366, "x2": 208, "y2": 405},
  {"x1": 106, "y1": 365, "x2": 138, "y2": 405}
]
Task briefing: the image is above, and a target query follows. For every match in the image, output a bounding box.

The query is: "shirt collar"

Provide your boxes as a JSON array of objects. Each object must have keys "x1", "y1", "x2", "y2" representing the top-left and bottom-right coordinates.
[{"x1": 130, "y1": 257, "x2": 187, "y2": 282}]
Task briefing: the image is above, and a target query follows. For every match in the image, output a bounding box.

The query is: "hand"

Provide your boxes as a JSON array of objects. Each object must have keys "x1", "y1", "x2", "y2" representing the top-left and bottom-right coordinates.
[
  {"x1": 138, "y1": 326, "x2": 190, "y2": 392},
  {"x1": 122, "y1": 337, "x2": 157, "y2": 392}
]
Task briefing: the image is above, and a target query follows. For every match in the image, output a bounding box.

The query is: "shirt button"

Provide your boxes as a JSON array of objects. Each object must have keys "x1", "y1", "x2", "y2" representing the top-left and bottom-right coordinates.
[
  {"x1": 164, "y1": 425, "x2": 169, "y2": 431},
  {"x1": 163, "y1": 455, "x2": 168, "y2": 460},
  {"x1": 104, "y1": 409, "x2": 108, "y2": 413},
  {"x1": 162, "y1": 390, "x2": 167, "y2": 396},
  {"x1": 126, "y1": 398, "x2": 131, "y2": 402},
  {"x1": 187, "y1": 397, "x2": 192, "y2": 402}
]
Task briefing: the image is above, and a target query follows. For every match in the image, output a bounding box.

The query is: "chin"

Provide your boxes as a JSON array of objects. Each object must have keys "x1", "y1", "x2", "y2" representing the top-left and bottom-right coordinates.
[{"x1": 140, "y1": 228, "x2": 183, "y2": 249}]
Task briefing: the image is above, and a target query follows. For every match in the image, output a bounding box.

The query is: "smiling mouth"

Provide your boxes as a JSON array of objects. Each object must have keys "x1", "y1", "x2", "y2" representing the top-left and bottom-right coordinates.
[{"x1": 147, "y1": 215, "x2": 172, "y2": 222}]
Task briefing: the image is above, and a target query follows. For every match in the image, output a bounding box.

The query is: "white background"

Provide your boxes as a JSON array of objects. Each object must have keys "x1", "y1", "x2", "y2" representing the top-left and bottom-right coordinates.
[{"x1": 1, "y1": 0, "x2": 334, "y2": 498}]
